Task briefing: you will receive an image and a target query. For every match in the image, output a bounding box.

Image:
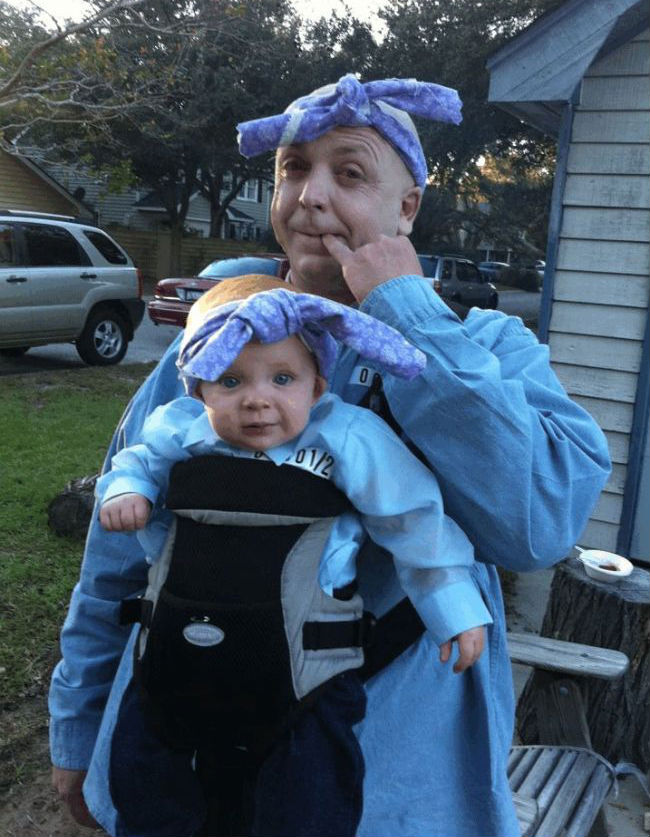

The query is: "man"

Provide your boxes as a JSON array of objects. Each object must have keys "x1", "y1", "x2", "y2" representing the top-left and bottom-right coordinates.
[{"x1": 50, "y1": 74, "x2": 611, "y2": 837}]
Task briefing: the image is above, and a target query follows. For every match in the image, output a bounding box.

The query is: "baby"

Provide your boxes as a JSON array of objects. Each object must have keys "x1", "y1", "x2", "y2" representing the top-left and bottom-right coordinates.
[
  {"x1": 98, "y1": 274, "x2": 489, "y2": 672},
  {"x1": 95, "y1": 273, "x2": 491, "y2": 833}
]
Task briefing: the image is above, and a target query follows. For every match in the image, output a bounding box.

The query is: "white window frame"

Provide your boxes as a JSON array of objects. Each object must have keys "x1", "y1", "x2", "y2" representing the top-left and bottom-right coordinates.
[{"x1": 239, "y1": 179, "x2": 259, "y2": 201}]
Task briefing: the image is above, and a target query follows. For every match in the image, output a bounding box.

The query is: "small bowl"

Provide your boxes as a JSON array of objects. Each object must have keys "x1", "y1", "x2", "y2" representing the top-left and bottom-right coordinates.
[{"x1": 577, "y1": 549, "x2": 633, "y2": 583}]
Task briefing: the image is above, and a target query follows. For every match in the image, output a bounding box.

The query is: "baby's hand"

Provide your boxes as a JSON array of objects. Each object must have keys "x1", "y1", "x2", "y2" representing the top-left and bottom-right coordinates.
[
  {"x1": 439, "y1": 626, "x2": 485, "y2": 673},
  {"x1": 100, "y1": 493, "x2": 151, "y2": 532}
]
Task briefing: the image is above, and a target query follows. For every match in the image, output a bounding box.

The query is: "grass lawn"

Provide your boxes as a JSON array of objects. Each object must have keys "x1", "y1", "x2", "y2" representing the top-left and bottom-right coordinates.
[{"x1": 0, "y1": 363, "x2": 155, "y2": 708}]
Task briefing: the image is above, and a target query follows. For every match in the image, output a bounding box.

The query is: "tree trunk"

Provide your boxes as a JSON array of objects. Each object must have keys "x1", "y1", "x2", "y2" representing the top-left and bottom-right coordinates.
[
  {"x1": 169, "y1": 224, "x2": 183, "y2": 276},
  {"x1": 516, "y1": 557, "x2": 650, "y2": 770}
]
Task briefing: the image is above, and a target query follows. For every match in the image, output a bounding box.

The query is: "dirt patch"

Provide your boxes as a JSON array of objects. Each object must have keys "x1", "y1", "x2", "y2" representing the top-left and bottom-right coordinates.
[
  {"x1": 0, "y1": 697, "x2": 102, "y2": 837},
  {"x1": 0, "y1": 767, "x2": 102, "y2": 837}
]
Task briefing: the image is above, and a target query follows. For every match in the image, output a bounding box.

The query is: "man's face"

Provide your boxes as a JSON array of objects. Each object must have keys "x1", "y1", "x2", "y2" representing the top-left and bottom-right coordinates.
[
  {"x1": 197, "y1": 336, "x2": 326, "y2": 451},
  {"x1": 271, "y1": 127, "x2": 421, "y2": 302}
]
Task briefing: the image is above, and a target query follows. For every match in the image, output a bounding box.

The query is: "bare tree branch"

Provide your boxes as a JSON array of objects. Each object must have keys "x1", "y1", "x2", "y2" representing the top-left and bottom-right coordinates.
[{"x1": 0, "y1": 0, "x2": 145, "y2": 102}]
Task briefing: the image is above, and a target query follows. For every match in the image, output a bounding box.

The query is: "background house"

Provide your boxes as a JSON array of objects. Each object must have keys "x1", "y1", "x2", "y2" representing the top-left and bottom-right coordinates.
[
  {"x1": 0, "y1": 150, "x2": 93, "y2": 219},
  {"x1": 1, "y1": 151, "x2": 276, "y2": 279},
  {"x1": 43, "y1": 162, "x2": 273, "y2": 240},
  {"x1": 487, "y1": 0, "x2": 649, "y2": 562}
]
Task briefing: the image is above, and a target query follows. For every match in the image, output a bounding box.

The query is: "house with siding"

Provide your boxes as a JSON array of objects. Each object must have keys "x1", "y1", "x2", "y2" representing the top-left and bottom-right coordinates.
[
  {"x1": 0, "y1": 150, "x2": 93, "y2": 219},
  {"x1": 487, "y1": 0, "x2": 649, "y2": 561},
  {"x1": 132, "y1": 178, "x2": 272, "y2": 240},
  {"x1": 41, "y1": 161, "x2": 273, "y2": 240}
]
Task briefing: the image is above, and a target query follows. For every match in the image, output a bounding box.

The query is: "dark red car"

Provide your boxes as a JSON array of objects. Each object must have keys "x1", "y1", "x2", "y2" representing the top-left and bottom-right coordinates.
[{"x1": 147, "y1": 254, "x2": 289, "y2": 327}]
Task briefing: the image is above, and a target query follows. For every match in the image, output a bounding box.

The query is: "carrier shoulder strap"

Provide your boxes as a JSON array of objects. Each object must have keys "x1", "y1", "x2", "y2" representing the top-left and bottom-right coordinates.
[{"x1": 353, "y1": 305, "x2": 472, "y2": 679}]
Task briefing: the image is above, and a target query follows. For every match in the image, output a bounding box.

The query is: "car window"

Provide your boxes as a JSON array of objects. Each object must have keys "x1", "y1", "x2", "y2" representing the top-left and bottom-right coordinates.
[
  {"x1": 0, "y1": 223, "x2": 19, "y2": 266},
  {"x1": 457, "y1": 262, "x2": 481, "y2": 281},
  {"x1": 83, "y1": 229, "x2": 128, "y2": 265},
  {"x1": 418, "y1": 255, "x2": 438, "y2": 277},
  {"x1": 22, "y1": 223, "x2": 90, "y2": 267},
  {"x1": 442, "y1": 260, "x2": 453, "y2": 279}
]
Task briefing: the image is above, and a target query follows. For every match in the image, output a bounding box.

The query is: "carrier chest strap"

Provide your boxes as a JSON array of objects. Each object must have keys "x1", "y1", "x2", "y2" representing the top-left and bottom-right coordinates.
[
  {"x1": 121, "y1": 594, "x2": 426, "y2": 677},
  {"x1": 120, "y1": 595, "x2": 379, "y2": 655}
]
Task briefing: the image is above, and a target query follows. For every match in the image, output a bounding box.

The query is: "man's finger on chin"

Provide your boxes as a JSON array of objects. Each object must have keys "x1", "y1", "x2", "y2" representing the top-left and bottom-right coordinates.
[{"x1": 321, "y1": 233, "x2": 352, "y2": 263}]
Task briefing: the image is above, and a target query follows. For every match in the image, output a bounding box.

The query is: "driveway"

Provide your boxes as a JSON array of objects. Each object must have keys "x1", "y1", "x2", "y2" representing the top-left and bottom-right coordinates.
[
  {"x1": 497, "y1": 289, "x2": 541, "y2": 325},
  {"x1": 0, "y1": 304, "x2": 181, "y2": 375}
]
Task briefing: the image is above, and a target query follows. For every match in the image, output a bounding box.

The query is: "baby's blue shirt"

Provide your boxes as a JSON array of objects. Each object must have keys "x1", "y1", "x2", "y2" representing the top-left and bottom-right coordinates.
[{"x1": 97, "y1": 391, "x2": 492, "y2": 646}]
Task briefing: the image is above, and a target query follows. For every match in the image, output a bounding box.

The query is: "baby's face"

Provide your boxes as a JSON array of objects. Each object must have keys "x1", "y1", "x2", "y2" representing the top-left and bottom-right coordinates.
[{"x1": 197, "y1": 336, "x2": 326, "y2": 451}]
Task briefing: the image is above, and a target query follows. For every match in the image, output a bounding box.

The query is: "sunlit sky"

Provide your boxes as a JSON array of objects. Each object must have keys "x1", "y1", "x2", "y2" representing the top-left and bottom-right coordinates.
[{"x1": 8, "y1": 0, "x2": 387, "y2": 28}]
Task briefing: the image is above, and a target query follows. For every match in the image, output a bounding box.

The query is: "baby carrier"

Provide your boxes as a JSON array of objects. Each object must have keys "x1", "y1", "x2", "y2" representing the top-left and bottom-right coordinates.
[{"x1": 121, "y1": 454, "x2": 378, "y2": 754}]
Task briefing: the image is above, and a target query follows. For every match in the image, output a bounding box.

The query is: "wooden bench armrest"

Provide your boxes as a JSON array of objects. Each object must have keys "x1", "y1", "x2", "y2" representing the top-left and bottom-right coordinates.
[{"x1": 506, "y1": 632, "x2": 629, "y2": 680}]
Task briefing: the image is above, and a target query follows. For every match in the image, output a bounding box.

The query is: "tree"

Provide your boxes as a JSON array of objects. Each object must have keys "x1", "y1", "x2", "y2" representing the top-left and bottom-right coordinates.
[
  {"x1": 371, "y1": 0, "x2": 563, "y2": 255},
  {"x1": 0, "y1": 0, "x2": 155, "y2": 155}
]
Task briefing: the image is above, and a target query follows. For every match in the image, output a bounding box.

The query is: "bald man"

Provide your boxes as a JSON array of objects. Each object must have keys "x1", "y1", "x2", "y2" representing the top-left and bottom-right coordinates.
[{"x1": 50, "y1": 75, "x2": 610, "y2": 837}]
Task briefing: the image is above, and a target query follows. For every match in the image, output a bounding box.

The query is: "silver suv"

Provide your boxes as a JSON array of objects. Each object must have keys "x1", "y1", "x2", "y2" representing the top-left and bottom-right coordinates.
[
  {"x1": 418, "y1": 254, "x2": 499, "y2": 310},
  {"x1": 0, "y1": 210, "x2": 144, "y2": 365}
]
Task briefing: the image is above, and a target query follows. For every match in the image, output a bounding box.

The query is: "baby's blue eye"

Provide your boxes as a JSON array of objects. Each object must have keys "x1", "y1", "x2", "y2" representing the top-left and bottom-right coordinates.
[
  {"x1": 273, "y1": 373, "x2": 293, "y2": 386},
  {"x1": 219, "y1": 375, "x2": 240, "y2": 389}
]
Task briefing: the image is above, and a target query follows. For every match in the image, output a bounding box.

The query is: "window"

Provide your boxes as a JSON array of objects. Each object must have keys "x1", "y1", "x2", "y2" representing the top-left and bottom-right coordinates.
[
  {"x1": 0, "y1": 224, "x2": 19, "y2": 266},
  {"x1": 442, "y1": 260, "x2": 453, "y2": 280},
  {"x1": 83, "y1": 230, "x2": 128, "y2": 264},
  {"x1": 456, "y1": 261, "x2": 480, "y2": 282},
  {"x1": 22, "y1": 223, "x2": 89, "y2": 267},
  {"x1": 418, "y1": 256, "x2": 438, "y2": 277},
  {"x1": 240, "y1": 179, "x2": 259, "y2": 201}
]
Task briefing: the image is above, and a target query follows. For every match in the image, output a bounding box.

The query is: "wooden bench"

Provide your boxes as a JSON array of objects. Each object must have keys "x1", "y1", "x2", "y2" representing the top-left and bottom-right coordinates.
[{"x1": 506, "y1": 631, "x2": 630, "y2": 837}]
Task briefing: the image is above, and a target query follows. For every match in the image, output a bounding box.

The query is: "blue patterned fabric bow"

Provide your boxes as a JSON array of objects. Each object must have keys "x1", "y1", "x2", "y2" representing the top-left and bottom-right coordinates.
[
  {"x1": 177, "y1": 287, "x2": 426, "y2": 393},
  {"x1": 237, "y1": 74, "x2": 462, "y2": 188}
]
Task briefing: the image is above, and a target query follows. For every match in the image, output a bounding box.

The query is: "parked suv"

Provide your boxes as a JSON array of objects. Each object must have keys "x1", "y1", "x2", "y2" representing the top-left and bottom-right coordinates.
[
  {"x1": 0, "y1": 210, "x2": 144, "y2": 364},
  {"x1": 417, "y1": 254, "x2": 498, "y2": 309}
]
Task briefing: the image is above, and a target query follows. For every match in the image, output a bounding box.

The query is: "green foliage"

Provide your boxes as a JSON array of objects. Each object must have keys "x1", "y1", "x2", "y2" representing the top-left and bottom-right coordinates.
[
  {"x1": 0, "y1": 364, "x2": 154, "y2": 706},
  {"x1": 2, "y1": 0, "x2": 563, "y2": 253},
  {"x1": 372, "y1": 0, "x2": 562, "y2": 253}
]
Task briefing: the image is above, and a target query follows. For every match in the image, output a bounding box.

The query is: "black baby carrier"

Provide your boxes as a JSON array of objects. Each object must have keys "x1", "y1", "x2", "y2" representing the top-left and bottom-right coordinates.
[{"x1": 121, "y1": 454, "x2": 378, "y2": 755}]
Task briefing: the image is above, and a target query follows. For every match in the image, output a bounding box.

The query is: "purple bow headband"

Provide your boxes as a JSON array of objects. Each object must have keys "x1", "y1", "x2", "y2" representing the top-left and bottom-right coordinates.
[
  {"x1": 177, "y1": 288, "x2": 426, "y2": 393},
  {"x1": 237, "y1": 74, "x2": 462, "y2": 189}
]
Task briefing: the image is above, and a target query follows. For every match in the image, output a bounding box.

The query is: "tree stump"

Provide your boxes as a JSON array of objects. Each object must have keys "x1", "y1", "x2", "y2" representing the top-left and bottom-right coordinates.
[
  {"x1": 516, "y1": 557, "x2": 650, "y2": 770},
  {"x1": 47, "y1": 474, "x2": 98, "y2": 540}
]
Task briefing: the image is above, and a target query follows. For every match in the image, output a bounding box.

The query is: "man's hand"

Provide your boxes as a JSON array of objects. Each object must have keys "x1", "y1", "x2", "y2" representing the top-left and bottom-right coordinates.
[
  {"x1": 52, "y1": 766, "x2": 99, "y2": 829},
  {"x1": 322, "y1": 233, "x2": 423, "y2": 303},
  {"x1": 99, "y1": 493, "x2": 151, "y2": 531},
  {"x1": 439, "y1": 626, "x2": 485, "y2": 673}
]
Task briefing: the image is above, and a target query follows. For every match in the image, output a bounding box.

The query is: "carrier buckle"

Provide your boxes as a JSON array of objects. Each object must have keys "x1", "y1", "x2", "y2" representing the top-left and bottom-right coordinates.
[{"x1": 119, "y1": 596, "x2": 153, "y2": 627}]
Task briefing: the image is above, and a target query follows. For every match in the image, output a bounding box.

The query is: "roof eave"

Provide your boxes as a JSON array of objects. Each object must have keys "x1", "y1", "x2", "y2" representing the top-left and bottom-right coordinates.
[{"x1": 487, "y1": 0, "x2": 645, "y2": 137}]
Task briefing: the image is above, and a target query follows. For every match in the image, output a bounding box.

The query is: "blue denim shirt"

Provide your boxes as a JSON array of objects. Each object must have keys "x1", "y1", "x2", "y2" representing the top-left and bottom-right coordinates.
[{"x1": 49, "y1": 276, "x2": 611, "y2": 837}]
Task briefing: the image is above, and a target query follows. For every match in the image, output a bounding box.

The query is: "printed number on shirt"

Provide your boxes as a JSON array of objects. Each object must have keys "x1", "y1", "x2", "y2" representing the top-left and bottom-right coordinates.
[
  {"x1": 350, "y1": 364, "x2": 380, "y2": 388},
  {"x1": 292, "y1": 448, "x2": 334, "y2": 478},
  {"x1": 253, "y1": 448, "x2": 334, "y2": 479}
]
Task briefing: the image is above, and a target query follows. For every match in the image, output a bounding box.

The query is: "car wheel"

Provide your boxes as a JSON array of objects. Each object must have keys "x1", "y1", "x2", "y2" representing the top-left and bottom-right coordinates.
[
  {"x1": 76, "y1": 308, "x2": 128, "y2": 365},
  {"x1": 0, "y1": 346, "x2": 30, "y2": 357},
  {"x1": 487, "y1": 293, "x2": 498, "y2": 309}
]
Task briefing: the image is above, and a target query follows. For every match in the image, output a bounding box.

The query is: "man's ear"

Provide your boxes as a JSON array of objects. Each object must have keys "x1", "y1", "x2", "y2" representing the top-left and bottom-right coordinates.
[
  {"x1": 312, "y1": 375, "x2": 327, "y2": 404},
  {"x1": 193, "y1": 382, "x2": 204, "y2": 402},
  {"x1": 397, "y1": 185, "x2": 422, "y2": 236}
]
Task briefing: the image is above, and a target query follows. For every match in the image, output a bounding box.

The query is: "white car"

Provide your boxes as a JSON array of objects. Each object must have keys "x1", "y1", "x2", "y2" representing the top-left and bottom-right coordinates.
[{"x1": 0, "y1": 210, "x2": 144, "y2": 364}]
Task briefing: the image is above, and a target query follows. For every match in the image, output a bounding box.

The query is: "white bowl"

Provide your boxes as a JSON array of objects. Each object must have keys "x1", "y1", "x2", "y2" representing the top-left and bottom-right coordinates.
[{"x1": 577, "y1": 549, "x2": 633, "y2": 583}]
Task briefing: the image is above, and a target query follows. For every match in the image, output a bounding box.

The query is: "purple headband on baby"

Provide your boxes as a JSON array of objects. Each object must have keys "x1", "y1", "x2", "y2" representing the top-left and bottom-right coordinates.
[
  {"x1": 237, "y1": 74, "x2": 462, "y2": 189},
  {"x1": 177, "y1": 288, "x2": 426, "y2": 394}
]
